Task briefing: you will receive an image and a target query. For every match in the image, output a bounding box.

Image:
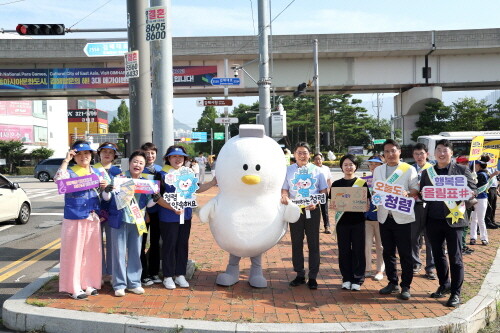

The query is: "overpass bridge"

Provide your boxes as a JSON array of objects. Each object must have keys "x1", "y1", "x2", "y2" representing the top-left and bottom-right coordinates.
[{"x1": 1, "y1": 28, "x2": 500, "y2": 143}]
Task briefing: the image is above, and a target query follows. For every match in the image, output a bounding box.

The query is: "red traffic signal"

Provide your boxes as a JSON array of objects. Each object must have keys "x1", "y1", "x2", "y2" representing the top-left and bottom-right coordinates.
[{"x1": 16, "y1": 24, "x2": 65, "y2": 36}]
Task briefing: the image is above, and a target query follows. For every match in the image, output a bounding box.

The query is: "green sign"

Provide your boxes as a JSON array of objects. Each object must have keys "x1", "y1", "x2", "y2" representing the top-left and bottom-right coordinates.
[
  {"x1": 214, "y1": 132, "x2": 224, "y2": 140},
  {"x1": 373, "y1": 139, "x2": 385, "y2": 144}
]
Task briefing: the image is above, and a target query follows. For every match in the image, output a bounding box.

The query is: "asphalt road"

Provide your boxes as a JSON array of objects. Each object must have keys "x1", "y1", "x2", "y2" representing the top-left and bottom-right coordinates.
[{"x1": 0, "y1": 176, "x2": 63, "y2": 332}]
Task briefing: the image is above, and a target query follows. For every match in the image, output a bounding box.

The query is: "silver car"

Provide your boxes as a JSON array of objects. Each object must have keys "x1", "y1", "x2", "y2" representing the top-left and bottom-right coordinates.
[{"x1": 34, "y1": 158, "x2": 74, "y2": 182}]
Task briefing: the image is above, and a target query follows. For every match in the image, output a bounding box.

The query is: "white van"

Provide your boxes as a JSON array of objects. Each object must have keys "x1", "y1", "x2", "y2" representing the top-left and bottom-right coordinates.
[{"x1": 417, "y1": 131, "x2": 500, "y2": 157}]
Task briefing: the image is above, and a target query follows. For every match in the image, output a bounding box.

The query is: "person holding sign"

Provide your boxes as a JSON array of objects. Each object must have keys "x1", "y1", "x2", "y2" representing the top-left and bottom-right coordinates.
[
  {"x1": 469, "y1": 156, "x2": 490, "y2": 246},
  {"x1": 155, "y1": 145, "x2": 217, "y2": 290},
  {"x1": 94, "y1": 142, "x2": 122, "y2": 284},
  {"x1": 313, "y1": 153, "x2": 332, "y2": 234},
  {"x1": 54, "y1": 140, "x2": 108, "y2": 300},
  {"x1": 281, "y1": 142, "x2": 328, "y2": 290},
  {"x1": 420, "y1": 139, "x2": 476, "y2": 307},
  {"x1": 102, "y1": 151, "x2": 159, "y2": 297},
  {"x1": 331, "y1": 154, "x2": 370, "y2": 291},
  {"x1": 372, "y1": 139, "x2": 419, "y2": 301}
]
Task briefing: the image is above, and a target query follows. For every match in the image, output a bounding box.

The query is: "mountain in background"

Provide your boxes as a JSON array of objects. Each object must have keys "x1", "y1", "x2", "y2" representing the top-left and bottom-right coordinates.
[{"x1": 106, "y1": 110, "x2": 192, "y2": 131}]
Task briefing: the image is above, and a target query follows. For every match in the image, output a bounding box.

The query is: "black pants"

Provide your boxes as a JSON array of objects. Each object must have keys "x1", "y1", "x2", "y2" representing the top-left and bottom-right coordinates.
[
  {"x1": 319, "y1": 197, "x2": 330, "y2": 229},
  {"x1": 485, "y1": 187, "x2": 497, "y2": 224},
  {"x1": 159, "y1": 220, "x2": 191, "y2": 278},
  {"x1": 140, "y1": 212, "x2": 161, "y2": 279},
  {"x1": 336, "y1": 221, "x2": 365, "y2": 285},
  {"x1": 289, "y1": 208, "x2": 320, "y2": 280},
  {"x1": 426, "y1": 217, "x2": 464, "y2": 296},
  {"x1": 379, "y1": 216, "x2": 414, "y2": 289},
  {"x1": 411, "y1": 203, "x2": 434, "y2": 271}
]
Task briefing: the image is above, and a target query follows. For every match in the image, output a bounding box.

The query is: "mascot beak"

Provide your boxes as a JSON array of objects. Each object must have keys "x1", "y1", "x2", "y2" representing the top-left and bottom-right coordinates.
[{"x1": 241, "y1": 175, "x2": 261, "y2": 185}]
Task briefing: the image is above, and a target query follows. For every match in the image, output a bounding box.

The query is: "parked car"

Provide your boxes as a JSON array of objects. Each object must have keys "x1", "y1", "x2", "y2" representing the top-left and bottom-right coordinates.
[
  {"x1": 0, "y1": 173, "x2": 31, "y2": 224},
  {"x1": 34, "y1": 158, "x2": 73, "y2": 182}
]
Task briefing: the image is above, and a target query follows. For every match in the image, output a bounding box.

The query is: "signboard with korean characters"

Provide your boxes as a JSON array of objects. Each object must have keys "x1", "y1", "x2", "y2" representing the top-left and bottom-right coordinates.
[
  {"x1": 330, "y1": 187, "x2": 368, "y2": 212},
  {"x1": 421, "y1": 175, "x2": 472, "y2": 201},
  {"x1": 124, "y1": 50, "x2": 139, "y2": 78},
  {"x1": 371, "y1": 180, "x2": 415, "y2": 215},
  {"x1": 145, "y1": 6, "x2": 166, "y2": 41}
]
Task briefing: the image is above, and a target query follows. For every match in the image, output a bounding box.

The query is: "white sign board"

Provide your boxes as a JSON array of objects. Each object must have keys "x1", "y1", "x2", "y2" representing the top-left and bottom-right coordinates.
[
  {"x1": 215, "y1": 117, "x2": 238, "y2": 124},
  {"x1": 124, "y1": 51, "x2": 139, "y2": 78},
  {"x1": 145, "y1": 6, "x2": 166, "y2": 41}
]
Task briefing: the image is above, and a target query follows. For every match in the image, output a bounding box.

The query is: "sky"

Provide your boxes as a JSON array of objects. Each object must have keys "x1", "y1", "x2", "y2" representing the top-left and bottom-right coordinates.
[{"x1": 2, "y1": 0, "x2": 500, "y2": 127}]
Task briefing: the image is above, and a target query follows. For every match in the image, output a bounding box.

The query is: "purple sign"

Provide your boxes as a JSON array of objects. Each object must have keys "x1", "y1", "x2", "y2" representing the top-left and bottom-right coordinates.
[{"x1": 56, "y1": 174, "x2": 100, "y2": 194}]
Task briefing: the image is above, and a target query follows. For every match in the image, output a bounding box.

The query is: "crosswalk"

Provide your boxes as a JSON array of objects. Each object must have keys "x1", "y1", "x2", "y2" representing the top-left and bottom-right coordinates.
[{"x1": 24, "y1": 188, "x2": 61, "y2": 201}]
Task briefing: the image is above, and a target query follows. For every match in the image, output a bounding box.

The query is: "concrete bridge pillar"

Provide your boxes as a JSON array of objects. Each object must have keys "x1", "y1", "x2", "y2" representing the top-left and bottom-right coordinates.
[{"x1": 393, "y1": 86, "x2": 442, "y2": 144}]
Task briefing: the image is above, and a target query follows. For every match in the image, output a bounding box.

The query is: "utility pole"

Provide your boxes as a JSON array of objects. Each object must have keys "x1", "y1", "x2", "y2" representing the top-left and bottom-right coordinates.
[
  {"x1": 127, "y1": 0, "x2": 152, "y2": 152},
  {"x1": 151, "y1": 0, "x2": 174, "y2": 160},
  {"x1": 313, "y1": 39, "x2": 320, "y2": 153},
  {"x1": 223, "y1": 58, "x2": 229, "y2": 143},
  {"x1": 258, "y1": 0, "x2": 271, "y2": 136}
]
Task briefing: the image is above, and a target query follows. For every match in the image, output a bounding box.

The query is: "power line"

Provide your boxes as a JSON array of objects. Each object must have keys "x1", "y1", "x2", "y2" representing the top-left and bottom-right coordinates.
[
  {"x1": 249, "y1": 0, "x2": 256, "y2": 35},
  {"x1": 271, "y1": 0, "x2": 296, "y2": 24},
  {"x1": 0, "y1": 0, "x2": 25, "y2": 6},
  {"x1": 68, "y1": 0, "x2": 113, "y2": 29}
]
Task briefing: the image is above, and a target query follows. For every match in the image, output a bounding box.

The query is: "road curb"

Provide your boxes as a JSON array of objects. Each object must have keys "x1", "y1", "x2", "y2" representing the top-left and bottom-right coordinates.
[{"x1": 2, "y1": 251, "x2": 499, "y2": 332}]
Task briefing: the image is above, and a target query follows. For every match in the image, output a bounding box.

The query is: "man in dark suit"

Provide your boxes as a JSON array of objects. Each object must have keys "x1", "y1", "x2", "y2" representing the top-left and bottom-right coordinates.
[{"x1": 420, "y1": 139, "x2": 476, "y2": 307}]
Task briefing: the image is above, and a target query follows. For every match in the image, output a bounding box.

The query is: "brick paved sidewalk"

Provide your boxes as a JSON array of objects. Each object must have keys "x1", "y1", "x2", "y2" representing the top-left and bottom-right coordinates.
[{"x1": 29, "y1": 187, "x2": 500, "y2": 324}]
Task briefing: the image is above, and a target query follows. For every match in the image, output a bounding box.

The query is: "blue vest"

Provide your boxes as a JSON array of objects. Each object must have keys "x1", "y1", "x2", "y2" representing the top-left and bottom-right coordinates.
[
  {"x1": 107, "y1": 177, "x2": 150, "y2": 229},
  {"x1": 98, "y1": 165, "x2": 122, "y2": 212},
  {"x1": 157, "y1": 170, "x2": 193, "y2": 223},
  {"x1": 63, "y1": 168, "x2": 101, "y2": 220}
]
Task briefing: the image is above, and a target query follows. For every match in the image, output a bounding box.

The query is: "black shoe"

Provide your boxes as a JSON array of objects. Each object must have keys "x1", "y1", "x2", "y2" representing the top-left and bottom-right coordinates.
[
  {"x1": 462, "y1": 246, "x2": 474, "y2": 255},
  {"x1": 379, "y1": 283, "x2": 400, "y2": 295},
  {"x1": 412, "y1": 264, "x2": 422, "y2": 275},
  {"x1": 486, "y1": 223, "x2": 499, "y2": 229},
  {"x1": 430, "y1": 285, "x2": 451, "y2": 298},
  {"x1": 399, "y1": 287, "x2": 411, "y2": 300},
  {"x1": 446, "y1": 294, "x2": 460, "y2": 307},
  {"x1": 425, "y1": 270, "x2": 437, "y2": 280},
  {"x1": 289, "y1": 276, "x2": 306, "y2": 287},
  {"x1": 324, "y1": 227, "x2": 332, "y2": 234},
  {"x1": 307, "y1": 278, "x2": 318, "y2": 290}
]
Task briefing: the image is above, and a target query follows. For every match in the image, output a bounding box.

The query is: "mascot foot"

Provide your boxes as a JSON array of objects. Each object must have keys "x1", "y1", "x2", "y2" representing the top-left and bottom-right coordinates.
[
  {"x1": 248, "y1": 255, "x2": 267, "y2": 288},
  {"x1": 216, "y1": 265, "x2": 240, "y2": 286}
]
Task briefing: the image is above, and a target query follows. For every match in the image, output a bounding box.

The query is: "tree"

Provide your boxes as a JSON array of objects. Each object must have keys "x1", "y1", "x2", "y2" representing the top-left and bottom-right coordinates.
[
  {"x1": 109, "y1": 100, "x2": 130, "y2": 134},
  {"x1": 450, "y1": 97, "x2": 489, "y2": 131},
  {"x1": 484, "y1": 97, "x2": 500, "y2": 130},
  {"x1": 194, "y1": 101, "x2": 225, "y2": 154},
  {"x1": 0, "y1": 140, "x2": 27, "y2": 174},
  {"x1": 411, "y1": 101, "x2": 453, "y2": 141},
  {"x1": 31, "y1": 147, "x2": 54, "y2": 163}
]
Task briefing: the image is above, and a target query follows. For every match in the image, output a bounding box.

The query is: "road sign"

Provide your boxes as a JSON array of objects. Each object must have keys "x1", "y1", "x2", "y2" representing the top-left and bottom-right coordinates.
[
  {"x1": 83, "y1": 42, "x2": 128, "y2": 57},
  {"x1": 373, "y1": 139, "x2": 385, "y2": 144},
  {"x1": 145, "y1": 6, "x2": 166, "y2": 41},
  {"x1": 215, "y1": 117, "x2": 239, "y2": 124},
  {"x1": 214, "y1": 132, "x2": 225, "y2": 140},
  {"x1": 192, "y1": 131, "x2": 208, "y2": 143},
  {"x1": 196, "y1": 99, "x2": 233, "y2": 107},
  {"x1": 210, "y1": 77, "x2": 241, "y2": 86},
  {"x1": 124, "y1": 51, "x2": 139, "y2": 78}
]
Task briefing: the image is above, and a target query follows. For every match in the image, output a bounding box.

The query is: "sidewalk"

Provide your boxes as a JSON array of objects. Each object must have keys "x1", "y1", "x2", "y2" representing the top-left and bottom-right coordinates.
[{"x1": 3, "y1": 186, "x2": 500, "y2": 332}]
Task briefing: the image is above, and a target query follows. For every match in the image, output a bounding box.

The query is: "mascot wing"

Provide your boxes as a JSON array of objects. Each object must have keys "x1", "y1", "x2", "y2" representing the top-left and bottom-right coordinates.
[
  {"x1": 282, "y1": 201, "x2": 301, "y2": 223},
  {"x1": 198, "y1": 197, "x2": 217, "y2": 224}
]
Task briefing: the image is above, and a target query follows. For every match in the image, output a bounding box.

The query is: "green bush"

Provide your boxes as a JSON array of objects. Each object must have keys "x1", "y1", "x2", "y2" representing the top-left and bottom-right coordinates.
[{"x1": 16, "y1": 166, "x2": 35, "y2": 175}]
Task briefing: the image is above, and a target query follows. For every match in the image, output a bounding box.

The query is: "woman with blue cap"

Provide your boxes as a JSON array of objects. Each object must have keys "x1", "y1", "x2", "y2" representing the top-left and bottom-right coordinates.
[
  {"x1": 95, "y1": 142, "x2": 122, "y2": 284},
  {"x1": 54, "y1": 140, "x2": 108, "y2": 299},
  {"x1": 155, "y1": 145, "x2": 217, "y2": 289}
]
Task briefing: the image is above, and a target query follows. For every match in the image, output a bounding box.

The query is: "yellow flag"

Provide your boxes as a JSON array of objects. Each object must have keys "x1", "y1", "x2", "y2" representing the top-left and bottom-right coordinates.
[{"x1": 483, "y1": 148, "x2": 499, "y2": 168}]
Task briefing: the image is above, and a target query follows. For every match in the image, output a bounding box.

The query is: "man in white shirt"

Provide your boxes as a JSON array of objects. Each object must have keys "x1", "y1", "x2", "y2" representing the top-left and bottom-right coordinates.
[
  {"x1": 373, "y1": 139, "x2": 419, "y2": 301},
  {"x1": 195, "y1": 152, "x2": 207, "y2": 184}
]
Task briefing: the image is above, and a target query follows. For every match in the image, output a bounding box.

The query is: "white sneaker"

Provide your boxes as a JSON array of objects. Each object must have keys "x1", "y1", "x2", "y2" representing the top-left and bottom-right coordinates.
[
  {"x1": 351, "y1": 283, "x2": 361, "y2": 291},
  {"x1": 70, "y1": 290, "x2": 87, "y2": 300},
  {"x1": 374, "y1": 272, "x2": 384, "y2": 281},
  {"x1": 174, "y1": 275, "x2": 189, "y2": 288},
  {"x1": 127, "y1": 286, "x2": 145, "y2": 295},
  {"x1": 163, "y1": 277, "x2": 176, "y2": 290},
  {"x1": 341, "y1": 281, "x2": 351, "y2": 290},
  {"x1": 85, "y1": 287, "x2": 98, "y2": 296},
  {"x1": 114, "y1": 289, "x2": 126, "y2": 297}
]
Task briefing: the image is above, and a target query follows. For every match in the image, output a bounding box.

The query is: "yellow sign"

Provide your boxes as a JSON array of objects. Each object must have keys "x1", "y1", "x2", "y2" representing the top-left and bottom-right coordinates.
[
  {"x1": 483, "y1": 148, "x2": 499, "y2": 168},
  {"x1": 484, "y1": 140, "x2": 500, "y2": 150},
  {"x1": 469, "y1": 136, "x2": 484, "y2": 161}
]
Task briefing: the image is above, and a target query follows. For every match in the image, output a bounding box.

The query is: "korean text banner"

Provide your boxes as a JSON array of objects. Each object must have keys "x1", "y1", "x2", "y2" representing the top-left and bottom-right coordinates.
[{"x1": 0, "y1": 66, "x2": 217, "y2": 90}]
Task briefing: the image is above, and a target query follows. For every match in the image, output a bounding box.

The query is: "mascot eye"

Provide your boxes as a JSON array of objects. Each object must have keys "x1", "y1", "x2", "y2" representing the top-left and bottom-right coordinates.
[
  {"x1": 255, "y1": 164, "x2": 261, "y2": 171},
  {"x1": 243, "y1": 164, "x2": 248, "y2": 170}
]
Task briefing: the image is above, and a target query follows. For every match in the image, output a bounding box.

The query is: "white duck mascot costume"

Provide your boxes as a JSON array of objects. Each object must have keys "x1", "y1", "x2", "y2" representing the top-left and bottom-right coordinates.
[{"x1": 199, "y1": 124, "x2": 301, "y2": 288}]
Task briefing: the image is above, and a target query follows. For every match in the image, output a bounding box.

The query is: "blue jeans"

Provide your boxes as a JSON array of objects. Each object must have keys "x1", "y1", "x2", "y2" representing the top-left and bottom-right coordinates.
[{"x1": 111, "y1": 222, "x2": 143, "y2": 290}]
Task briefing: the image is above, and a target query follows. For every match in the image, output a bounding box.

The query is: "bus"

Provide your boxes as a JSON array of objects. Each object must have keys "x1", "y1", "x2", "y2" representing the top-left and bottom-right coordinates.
[{"x1": 417, "y1": 131, "x2": 500, "y2": 157}]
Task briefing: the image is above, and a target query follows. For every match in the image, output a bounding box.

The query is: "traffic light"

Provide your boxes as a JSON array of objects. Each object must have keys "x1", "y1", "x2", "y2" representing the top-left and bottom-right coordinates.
[
  {"x1": 16, "y1": 24, "x2": 65, "y2": 36},
  {"x1": 293, "y1": 82, "x2": 307, "y2": 97}
]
